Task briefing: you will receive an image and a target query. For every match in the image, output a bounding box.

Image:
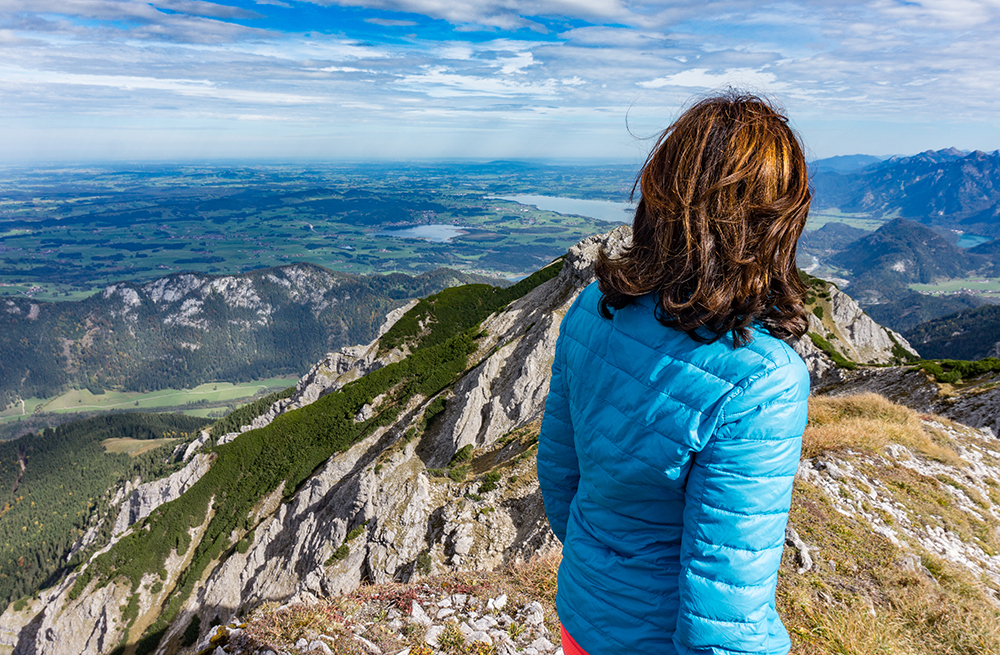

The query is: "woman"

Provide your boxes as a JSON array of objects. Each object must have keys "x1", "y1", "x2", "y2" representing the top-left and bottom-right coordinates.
[{"x1": 538, "y1": 93, "x2": 811, "y2": 655}]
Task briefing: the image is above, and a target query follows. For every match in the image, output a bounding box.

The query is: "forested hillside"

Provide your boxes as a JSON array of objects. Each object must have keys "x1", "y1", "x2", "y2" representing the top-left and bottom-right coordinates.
[
  {"x1": 0, "y1": 264, "x2": 489, "y2": 407},
  {"x1": 904, "y1": 304, "x2": 1000, "y2": 360},
  {"x1": 0, "y1": 413, "x2": 209, "y2": 610},
  {"x1": 823, "y1": 219, "x2": 990, "y2": 331}
]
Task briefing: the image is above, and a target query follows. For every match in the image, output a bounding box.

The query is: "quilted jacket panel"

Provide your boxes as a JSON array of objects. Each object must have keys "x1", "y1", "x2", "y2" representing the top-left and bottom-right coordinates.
[{"x1": 538, "y1": 282, "x2": 809, "y2": 655}]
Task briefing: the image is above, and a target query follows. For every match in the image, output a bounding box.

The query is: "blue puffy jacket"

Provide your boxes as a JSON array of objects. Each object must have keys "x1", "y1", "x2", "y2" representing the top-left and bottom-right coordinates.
[{"x1": 538, "y1": 282, "x2": 809, "y2": 655}]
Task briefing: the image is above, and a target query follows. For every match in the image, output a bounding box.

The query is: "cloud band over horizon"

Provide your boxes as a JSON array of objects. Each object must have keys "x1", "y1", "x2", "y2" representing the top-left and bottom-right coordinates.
[{"x1": 1, "y1": 0, "x2": 999, "y2": 162}]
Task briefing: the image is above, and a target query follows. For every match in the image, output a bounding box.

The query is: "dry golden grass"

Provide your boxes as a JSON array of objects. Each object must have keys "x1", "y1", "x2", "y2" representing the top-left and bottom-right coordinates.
[
  {"x1": 785, "y1": 566, "x2": 1000, "y2": 655},
  {"x1": 229, "y1": 552, "x2": 563, "y2": 655},
  {"x1": 507, "y1": 549, "x2": 560, "y2": 606},
  {"x1": 101, "y1": 437, "x2": 180, "y2": 457},
  {"x1": 803, "y1": 394, "x2": 961, "y2": 465}
]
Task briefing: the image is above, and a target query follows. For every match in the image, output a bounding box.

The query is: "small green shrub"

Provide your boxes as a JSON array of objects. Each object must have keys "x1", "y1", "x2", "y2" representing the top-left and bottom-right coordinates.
[
  {"x1": 450, "y1": 444, "x2": 474, "y2": 466},
  {"x1": 809, "y1": 332, "x2": 857, "y2": 370},
  {"x1": 449, "y1": 465, "x2": 470, "y2": 483},
  {"x1": 122, "y1": 594, "x2": 140, "y2": 626},
  {"x1": 235, "y1": 533, "x2": 253, "y2": 554},
  {"x1": 325, "y1": 544, "x2": 350, "y2": 565},
  {"x1": 346, "y1": 520, "x2": 369, "y2": 542},
  {"x1": 812, "y1": 306, "x2": 825, "y2": 320},
  {"x1": 479, "y1": 470, "x2": 502, "y2": 493},
  {"x1": 416, "y1": 551, "x2": 432, "y2": 575},
  {"x1": 915, "y1": 358, "x2": 1000, "y2": 383}
]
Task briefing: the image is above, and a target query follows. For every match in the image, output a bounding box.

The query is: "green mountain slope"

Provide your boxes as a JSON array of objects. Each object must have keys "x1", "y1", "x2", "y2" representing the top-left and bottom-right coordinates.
[
  {"x1": 0, "y1": 413, "x2": 209, "y2": 610},
  {"x1": 60, "y1": 260, "x2": 563, "y2": 653},
  {"x1": 904, "y1": 304, "x2": 1000, "y2": 360},
  {"x1": 828, "y1": 219, "x2": 989, "y2": 331},
  {"x1": 0, "y1": 264, "x2": 490, "y2": 407}
]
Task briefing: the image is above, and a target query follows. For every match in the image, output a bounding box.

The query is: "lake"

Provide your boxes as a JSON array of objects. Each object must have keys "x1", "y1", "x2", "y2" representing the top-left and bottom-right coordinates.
[
  {"x1": 958, "y1": 233, "x2": 991, "y2": 249},
  {"x1": 376, "y1": 225, "x2": 468, "y2": 243},
  {"x1": 497, "y1": 195, "x2": 634, "y2": 223}
]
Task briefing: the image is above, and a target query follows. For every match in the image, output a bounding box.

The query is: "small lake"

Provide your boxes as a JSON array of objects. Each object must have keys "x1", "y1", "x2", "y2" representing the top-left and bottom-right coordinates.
[
  {"x1": 958, "y1": 233, "x2": 991, "y2": 249},
  {"x1": 376, "y1": 225, "x2": 467, "y2": 243},
  {"x1": 497, "y1": 195, "x2": 634, "y2": 223}
]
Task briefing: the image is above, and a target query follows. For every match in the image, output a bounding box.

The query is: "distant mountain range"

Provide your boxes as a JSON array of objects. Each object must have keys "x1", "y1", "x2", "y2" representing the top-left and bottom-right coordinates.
[
  {"x1": 0, "y1": 263, "x2": 491, "y2": 407},
  {"x1": 809, "y1": 154, "x2": 885, "y2": 174},
  {"x1": 813, "y1": 148, "x2": 1000, "y2": 237},
  {"x1": 799, "y1": 149, "x2": 1000, "y2": 346},
  {"x1": 802, "y1": 218, "x2": 993, "y2": 332}
]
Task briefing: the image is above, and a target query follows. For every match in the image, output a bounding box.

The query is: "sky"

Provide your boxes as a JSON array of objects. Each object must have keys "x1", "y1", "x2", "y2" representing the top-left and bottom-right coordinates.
[{"x1": 2, "y1": 0, "x2": 1000, "y2": 163}]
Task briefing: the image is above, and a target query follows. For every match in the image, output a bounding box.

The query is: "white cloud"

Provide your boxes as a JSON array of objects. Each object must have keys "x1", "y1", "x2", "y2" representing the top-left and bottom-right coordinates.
[
  {"x1": 307, "y1": 0, "x2": 634, "y2": 29},
  {"x1": 396, "y1": 66, "x2": 559, "y2": 98},
  {"x1": 872, "y1": 0, "x2": 1000, "y2": 29},
  {"x1": 0, "y1": 65, "x2": 326, "y2": 105},
  {"x1": 638, "y1": 68, "x2": 778, "y2": 89},
  {"x1": 151, "y1": 0, "x2": 263, "y2": 20},
  {"x1": 499, "y1": 51, "x2": 534, "y2": 74},
  {"x1": 364, "y1": 18, "x2": 418, "y2": 26}
]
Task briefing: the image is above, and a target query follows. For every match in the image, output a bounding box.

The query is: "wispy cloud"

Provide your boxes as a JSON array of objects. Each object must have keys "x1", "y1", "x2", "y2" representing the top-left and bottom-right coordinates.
[
  {"x1": 2, "y1": 0, "x2": 1000, "y2": 160},
  {"x1": 309, "y1": 0, "x2": 633, "y2": 29},
  {"x1": 638, "y1": 68, "x2": 778, "y2": 89},
  {"x1": 364, "y1": 17, "x2": 417, "y2": 26}
]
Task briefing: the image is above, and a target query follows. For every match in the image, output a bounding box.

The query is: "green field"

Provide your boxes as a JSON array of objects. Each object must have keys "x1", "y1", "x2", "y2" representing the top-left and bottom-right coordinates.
[
  {"x1": 0, "y1": 163, "x2": 633, "y2": 299},
  {"x1": 910, "y1": 277, "x2": 1000, "y2": 299},
  {"x1": 0, "y1": 377, "x2": 298, "y2": 423},
  {"x1": 805, "y1": 209, "x2": 888, "y2": 231},
  {"x1": 102, "y1": 437, "x2": 181, "y2": 456}
]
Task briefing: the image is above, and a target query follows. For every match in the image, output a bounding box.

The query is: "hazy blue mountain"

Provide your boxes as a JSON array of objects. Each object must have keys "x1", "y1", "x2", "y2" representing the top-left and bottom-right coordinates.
[
  {"x1": 877, "y1": 147, "x2": 968, "y2": 166},
  {"x1": 829, "y1": 219, "x2": 989, "y2": 332},
  {"x1": 969, "y1": 237, "x2": 1000, "y2": 259},
  {"x1": 800, "y1": 222, "x2": 870, "y2": 251},
  {"x1": 809, "y1": 154, "x2": 884, "y2": 173},
  {"x1": 812, "y1": 149, "x2": 1000, "y2": 237},
  {"x1": 832, "y1": 218, "x2": 985, "y2": 284}
]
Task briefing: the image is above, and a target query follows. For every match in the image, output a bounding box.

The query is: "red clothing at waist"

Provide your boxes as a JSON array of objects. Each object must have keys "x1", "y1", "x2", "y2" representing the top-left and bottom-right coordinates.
[{"x1": 562, "y1": 625, "x2": 590, "y2": 655}]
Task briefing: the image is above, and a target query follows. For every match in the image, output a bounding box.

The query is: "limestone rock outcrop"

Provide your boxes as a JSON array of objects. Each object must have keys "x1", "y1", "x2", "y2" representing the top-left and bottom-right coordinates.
[
  {"x1": 795, "y1": 281, "x2": 920, "y2": 388},
  {"x1": 111, "y1": 453, "x2": 214, "y2": 537},
  {"x1": 3, "y1": 226, "x2": 977, "y2": 655}
]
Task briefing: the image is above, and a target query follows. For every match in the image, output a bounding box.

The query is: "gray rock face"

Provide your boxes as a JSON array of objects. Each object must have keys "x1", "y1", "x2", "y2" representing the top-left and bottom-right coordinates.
[
  {"x1": 4, "y1": 225, "x2": 972, "y2": 655},
  {"x1": 111, "y1": 453, "x2": 213, "y2": 537},
  {"x1": 794, "y1": 283, "x2": 919, "y2": 388},
  {"x1": 819, "y1": 366, "x2": 1000, "y2": 436}
]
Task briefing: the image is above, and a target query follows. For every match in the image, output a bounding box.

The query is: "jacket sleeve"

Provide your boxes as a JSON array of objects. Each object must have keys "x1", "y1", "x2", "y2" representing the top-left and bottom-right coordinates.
[
  {"x1": 537, "y1": 327, "x2": 580, "y2": 544},
  {"x1": 673, "y1": 359, "x2": 809, "y2": 655}
]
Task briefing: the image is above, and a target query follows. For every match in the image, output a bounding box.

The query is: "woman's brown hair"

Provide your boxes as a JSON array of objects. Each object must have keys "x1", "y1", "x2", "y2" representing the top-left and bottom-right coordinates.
[{"x1": 596, "y1": 91, "x2": 811, "y2": 346}]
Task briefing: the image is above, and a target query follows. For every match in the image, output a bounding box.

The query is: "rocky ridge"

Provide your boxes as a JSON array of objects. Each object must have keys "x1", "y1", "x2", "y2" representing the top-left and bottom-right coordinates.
[
  {"x1": 112, "y1": 454, "x2": 215, "y2": 538},
  {"x1": 0, "y1": 263, "x2": 485, "y2": 409},
  {"x1": 3, "y1": 227, "x2": 996, "y2": 655},
  {"x1": 793, "y1": 274, "x2": 919, "y2": 386},
  {"x1": 816, "y1": 365, "x2": 1000, "y2": 436}
]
